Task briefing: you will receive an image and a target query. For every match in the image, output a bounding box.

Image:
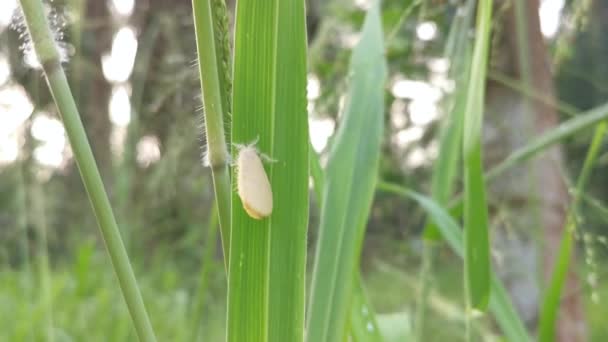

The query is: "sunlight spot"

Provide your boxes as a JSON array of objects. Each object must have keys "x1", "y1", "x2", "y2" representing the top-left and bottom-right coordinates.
[
  {"x1": 355, "y1": 0, "x2": 372, "y2": 10},
  {"x1": 409, "y1": 99, "x2": 439, "y2": 126},
  {"x1": 136, "y1": 135, "x2": 161, "y2": 167},
  {"x1": 427, "y1": 58, "x2": 450, "y2": 73},
  {"x1": 539, "y1": 0, "x2": 564, "y2": 38},
  {"x1": 102, "y1": 26, "x2": 138, "y2": 82},
  {"x1": 390, "y1": 99, "x2": 408, "y2": 129},
  {"x1": 0, "y1": 85, "x2": 34, "y2": 136},
  {"x1": 110, "y1": 0, "x2": 135, "y2": 17},
  {"x1": 469, "y1": 308, "x2": 485, "y2": 318},
  {"x1": 391, "y1": 78, "x2": 442, "y2": 102},
  {"x1": 31, "y1": 113, "x2": 66, "y2": 149},
  {"x1": 0, "y1": 0, "x2": 17, "y2": 29},
  {"x1": 416, "y1": 21, "x2": 437, "y2": 41},
  {"x1": 31, "y1": 113, "x2": 67, "y2": 169},
  {"x1": 340, "y1": 32, "x2": 361, "y2": 48},
  {"x1": 307, "y1": 101, "x2": 315, "y2": 115},
  {"x1": 406, "y1": 147, "x2": 428, "y2": 168},
  {"x1": 426, "y1": 140, "x2": 439, "y2": 159},
  {"x1": 429, "y1": 72, "x2": 455, "y2": 93},
  {"x1": 393, "y1": 126, "x2": 423, "y2": 149},
  {"x1": 109, "y1": 85, "x2": 131, "y2": 126},
  {"x1": 34, "y1": 143, "x2": 64, "y2": 168},
  {"x1": 111, "y1": 126, "x2": 127, "y2": 157},
  {"x1": 307, "y1": 74, "x2": 321, "y2": 100},
  {"x1": 0, "y1": 136, "x2": 19, "y2": 164},
  {"x1": 309, "y1": 117, "x2": 335, "y2": 153},
  {"x1": 0, "y1": 55, "x2": 10, "y2": 85}
]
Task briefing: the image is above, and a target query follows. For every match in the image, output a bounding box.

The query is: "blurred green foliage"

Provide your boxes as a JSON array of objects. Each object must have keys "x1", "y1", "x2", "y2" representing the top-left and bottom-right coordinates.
[{"x1": 1, "y1": 0, "x2": 607, "y2": 340}]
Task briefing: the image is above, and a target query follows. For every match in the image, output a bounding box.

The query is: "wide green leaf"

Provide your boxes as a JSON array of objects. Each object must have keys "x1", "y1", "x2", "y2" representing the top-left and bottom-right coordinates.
[
  {"x1": 306, "y1": 2, "x2": 387, "y2": 342},
  {"x1": 227, "y1": 0, "x2": 309, "y2": 341}
]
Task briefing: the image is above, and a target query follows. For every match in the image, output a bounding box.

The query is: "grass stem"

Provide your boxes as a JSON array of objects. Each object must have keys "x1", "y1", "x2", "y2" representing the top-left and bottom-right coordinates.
[{"x1": 18, "y1": 0, "x2": 157, "y2": 340}]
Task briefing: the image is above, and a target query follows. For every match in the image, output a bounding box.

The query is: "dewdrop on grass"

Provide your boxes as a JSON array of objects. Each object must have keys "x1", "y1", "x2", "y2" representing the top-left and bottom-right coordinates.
[{"x1": 236, "y1": 144, "x2": 273, "y2": 220}]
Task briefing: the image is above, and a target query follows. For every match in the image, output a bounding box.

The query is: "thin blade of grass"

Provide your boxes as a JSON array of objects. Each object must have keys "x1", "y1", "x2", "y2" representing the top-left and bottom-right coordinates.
[
  {"x1": 486, "y1": 103, "x2": 608, "y2": 180},
  {"x1": 424, "y1": 0, "x2": 474, "y2": 239},
  {"x1": 538, "y1": 121, "x2": 607, "y2": 342},
  {"x1": 192, "y1": 0, "x2": 232, "y2": 265},
  {"x1": 443, "y1": 101, "x2": 608, "y2": 212},
  {"x1": 227, "y1": 0, "x2": 309, "y2": 341},
  {"x1": 416, "y1": 1, "x2": 474, "y2": 337},
  {"x1": 462, "y1": 0, "x2": 493, "y2": 311},
  {"x1": 376, "y1": 182, "x2": 532, "y2": 342},
  {"x1": 310, "y1": 145, "x2": 384, "y2": 342},
  {"x1": 306, "y1": 3, "x2": 387, "y2": 341},
  {"x1": 349, "y1": 272, "x2": 384, "y2": 342}
]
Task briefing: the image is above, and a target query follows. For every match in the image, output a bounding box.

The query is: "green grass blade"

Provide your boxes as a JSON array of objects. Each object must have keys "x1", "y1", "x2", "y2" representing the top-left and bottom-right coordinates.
[
  {"x1": 423, "y1": 57, "x2": 468, "y2": 240},
  {"x1": 486, "y1": 103, "x2": 608, "y2": 180},
  {"x1": 310, "y1": 149, "x2": 384, "y2": 341},
  {"x1": 228, "y1": 0, "x2": 309, "y2": 341},
  {"x1": 462, "y1": 0, "x2": 493, "y2": 311},
  {"x1": 376, "y1": 182, "x2": 531, "y2": 342},
  {"x1": 424, "y1": 0, "x2": 474, "y2": 240},
  {"x1": 306, "y1": 3, "x2": 387, "y2": 342},
  {"x1": 538, "y1": 231, "x2": 574, "y2": 342},
  {"x1": 538, "y1": 122, "x2": 607, "y2": 342},
  {"x1": 416, "y1": 2, "x2": 474, "y2": 337},
  {"x1": 445, "y1": 101, "x2": 608, "y2": 210},
  {"x1": 18, "y1": 0, "x2": 157, "y2": 340},
  {"x1": 350, "y1": 273, "x2": 385, "y2": 342},
  {"x1": 192, "y1": 0, "x2": 232, "y2": 265}
]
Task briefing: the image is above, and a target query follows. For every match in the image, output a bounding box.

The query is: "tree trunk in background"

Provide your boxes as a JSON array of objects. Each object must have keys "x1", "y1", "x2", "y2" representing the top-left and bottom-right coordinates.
[
  {"x1": 485, "y1": 1, "x2": 586, "y2": 340},
  {"x1": 82, "y1": 1, "x2": 112, "y2": 175},
  {"x1": 61, "y1": 0, "x2": 112, "y2": 232}
]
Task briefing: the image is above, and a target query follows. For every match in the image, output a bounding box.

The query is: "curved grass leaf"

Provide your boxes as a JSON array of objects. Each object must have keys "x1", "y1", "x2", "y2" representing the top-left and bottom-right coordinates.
[
  {"x1": 443, "y1": 101, "x2": 608, "y2": 210},
  {"x1": 538, "y1": 122, "x2": 607, "y2": 342},
  {"x1": 306, "y1": 3, "x2": 387, "y2": 341},
  {"x1": 376, "y1": 182, "x2": 531, "y2": 342},
  {"x1": 486, "y1": 102, "x2": 608, "y2": 180},
  {"x1": 227, "y1": 0, "x2": 309, "y2": 341}
]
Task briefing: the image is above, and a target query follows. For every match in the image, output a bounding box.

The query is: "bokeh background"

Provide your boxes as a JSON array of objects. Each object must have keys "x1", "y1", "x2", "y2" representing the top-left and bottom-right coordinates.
[{"x1": 1, "y1": 0, "x2": 607, "y2": 340}]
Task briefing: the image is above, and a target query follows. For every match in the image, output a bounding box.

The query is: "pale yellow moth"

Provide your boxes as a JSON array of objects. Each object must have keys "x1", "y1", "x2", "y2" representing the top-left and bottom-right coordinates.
[{"x1": 236, "y1": 145, "x2": 273, "y2": 219}]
